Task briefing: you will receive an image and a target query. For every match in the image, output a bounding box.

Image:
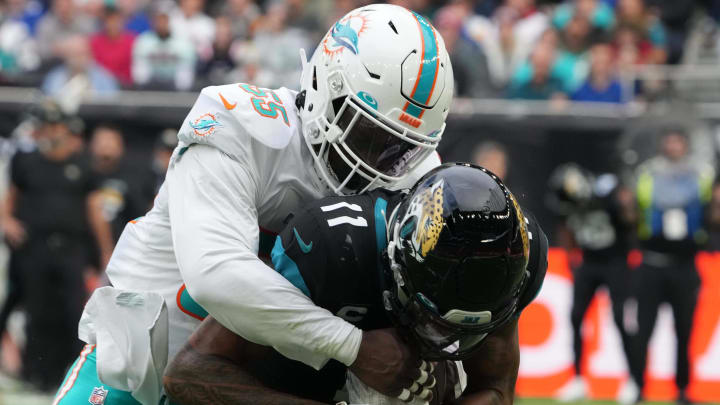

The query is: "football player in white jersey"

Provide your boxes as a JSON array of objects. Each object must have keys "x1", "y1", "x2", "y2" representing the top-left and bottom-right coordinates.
[{"x1": 53, "y1": 4, "x2": 454, "y2": 405}]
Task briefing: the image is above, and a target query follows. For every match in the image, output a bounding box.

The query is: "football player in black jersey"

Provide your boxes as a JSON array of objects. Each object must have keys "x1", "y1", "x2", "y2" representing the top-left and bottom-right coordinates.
[
  {"x1": 546, "y1": 163, "x2": 635, "y2": 403},
  {"x1": 163, "y1": 163, "x2": 548, "y2": 405}
]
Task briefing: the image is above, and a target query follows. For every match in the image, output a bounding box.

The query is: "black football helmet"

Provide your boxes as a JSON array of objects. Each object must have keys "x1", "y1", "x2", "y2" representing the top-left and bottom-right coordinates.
[
  {"x1": 384, "y1": 163, "x2": 530, "y2": 360},
  {"x1": 545, "y1": 163, "x2": 595, "y2": 215}
]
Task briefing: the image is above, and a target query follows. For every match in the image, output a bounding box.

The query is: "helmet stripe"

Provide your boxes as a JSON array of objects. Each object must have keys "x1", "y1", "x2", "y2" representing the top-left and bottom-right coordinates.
[
  {"x1": 403, "y1": 11, "x2": 440, "y2": 118},
  {"x1": 404, "y1": 102, "x2": 423, "y2": 118}
]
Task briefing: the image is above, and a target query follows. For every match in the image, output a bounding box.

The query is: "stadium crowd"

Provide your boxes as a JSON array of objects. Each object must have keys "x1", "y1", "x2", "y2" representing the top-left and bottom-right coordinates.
[{"x1": 1, "y1": 0, "x2": 720, "y2": 100}]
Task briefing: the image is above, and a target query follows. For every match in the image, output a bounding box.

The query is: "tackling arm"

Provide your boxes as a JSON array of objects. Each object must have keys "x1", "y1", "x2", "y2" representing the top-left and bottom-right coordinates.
[
  {"x1": 164, "y1": 317, "x2": 327, "y2": 405},
  {"x1": 454, "y1": 319, "x2": 520, "y2": 405},
  {"x1": 167, "y1": 144, "x2": 361, "y2": 370}
]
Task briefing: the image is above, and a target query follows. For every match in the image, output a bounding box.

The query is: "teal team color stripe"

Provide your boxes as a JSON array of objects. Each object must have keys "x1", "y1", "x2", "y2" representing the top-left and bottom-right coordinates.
[
  {"x1": 374, "y1": 198, "x2": 389, "y2": 252},
  {"x1": 405, "y1": 103, "x2": 424, "y2": 118},
  {"x1": 408, "y1": 11, "x2": 439, "y2": 111},
  {"x1": 179, "y1": 286, "x2": 209, "y2": 320},
  {"x1": 271, "y1": 236, "x2": 311, "y2": 297}
]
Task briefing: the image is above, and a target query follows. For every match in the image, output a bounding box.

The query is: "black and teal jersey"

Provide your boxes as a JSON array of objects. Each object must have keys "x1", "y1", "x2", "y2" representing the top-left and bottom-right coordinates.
[
  {"x1": 271, "y1": 188, "x2": 403, "y2": 331},
  {"x1": 248, "y1": 188, "x2": 402, "y2": 402},
  {"x1": 249, "y1": 189, "x2": 547, "y2": 402}
]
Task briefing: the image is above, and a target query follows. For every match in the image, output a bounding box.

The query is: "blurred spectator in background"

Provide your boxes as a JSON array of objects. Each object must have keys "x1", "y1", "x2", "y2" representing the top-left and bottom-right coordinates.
[
  {"x1": 435, "y1": 4, "x2": 496, "y2": 97},
  {"x1": 466, "y1": 0, "x2": 549, "y2": 87},
  {"x1": 571, "y1": 42, "x2": 625, "y2": 103},
  {"x1": 170, "y1": 0, "x2": 215, "y2": 63},
  {"x1": 90, "y1": 125, "x2": 155, "y2": 243},
  {"x1": 615, "y1": 0, "x2": 667, "y2": 65},
  {"x1": 41, "y1": 35, "x2": 118, "y2": 97},
  {"x1": 152, "y1": 128, "x2": 178, "y2": 192},
  {"x1": 646, "y1": 0, "x2": 692, "y2": 64},
  {"x1": 329, "y1": 0, "x2": 362, "y2": 22},
  {"x1": 246, "y1": 0, "x2": 310, "y2": 89},
  {"x1": 79, "y1": 0, "x2": 108, "y2": 21},
  {"x1": 613, "y1": 23, "x2": 655, "y2": 68},
  {"x1": 554, "y1": 13, "x2": 595, "y2": 94},
  {"x1": 0, "y1": 4, "x2": 40, "y2": 81},
  {"x1": 472, "y1": 140, "x2": 508, "y2": 181},
  {"x1": 211, "y1": 0, "x2": 261, "y2": 40},
  {"x1": 132, "y1": 1, "x2": 195, "y2": 91},
  {"x1": 286, "y1": 0, "x2": 333, "y2": 43},
  {"x1": 2, "y1": 107, "x2": 112, "y2": 391},
  {"x1": 197, "y1": 16, "x2": 239, "y2": 88},
  {"x1": 36, "y1": 0, "x2": 95, "y2": 63},
  {"x1": 553, "y1": 0, "x2": 615, "y2": 33},
  {"x1": 386, "y1": 0, "x2": 436, "y2": 16},
  {"x1": 547, "y1": 164, "x2": 635, "y2": 403},
  {"x1": 499, "y1": 0, "x2": 549, "y2": 54},
  {"x1": 90, "y1": 6, "x2": 136, "y2": 86},
  {"x1": 628, "y1": 128, "x2": 717, "y2": 405},
  {"x1": 507, "y1": 37, "x2": 566, "y2": 100},
  {"x1": 474, "y1": 0, "x2": 501, "y2": 17},
  {"x1": 117, "y1": 0, "x2": 151, "y2": 34},
  {"x1": 3, "y1": 0, "x2": 45, "y2": 35}
]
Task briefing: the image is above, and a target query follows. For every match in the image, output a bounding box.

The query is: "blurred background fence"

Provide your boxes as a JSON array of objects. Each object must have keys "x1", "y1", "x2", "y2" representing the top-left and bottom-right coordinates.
[{"x1": 3, "y1": 90, "x2": 720, "y2": 240}]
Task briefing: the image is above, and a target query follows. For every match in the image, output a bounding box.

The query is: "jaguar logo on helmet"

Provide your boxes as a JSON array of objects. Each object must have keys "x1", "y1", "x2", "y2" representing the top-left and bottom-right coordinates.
[
  {"x1": 404, "y1": 179, "x2": 445, "y2": 261},
  {"x1": 509, "y1": 192, "x2": 530, "y2": 261}
]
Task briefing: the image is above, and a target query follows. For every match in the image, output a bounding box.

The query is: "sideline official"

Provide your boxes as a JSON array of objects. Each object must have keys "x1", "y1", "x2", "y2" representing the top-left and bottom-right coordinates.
[
  {"x1": 1, "y1": 110, "x2": 113, "y2": 391},
  {"x1": 628, "y1": 128, "x2": 716, "y2": 405}
]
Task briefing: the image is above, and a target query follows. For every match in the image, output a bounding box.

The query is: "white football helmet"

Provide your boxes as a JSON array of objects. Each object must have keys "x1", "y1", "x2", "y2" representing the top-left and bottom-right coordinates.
[{"x1": 298, "y1": 3, "x2": 454, "y2": 194}]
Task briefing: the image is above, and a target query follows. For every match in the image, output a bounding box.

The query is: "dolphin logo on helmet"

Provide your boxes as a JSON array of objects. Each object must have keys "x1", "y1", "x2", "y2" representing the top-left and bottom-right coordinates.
[{"x1": 331, "y1": 20, "x2": 360, "y2": 54}]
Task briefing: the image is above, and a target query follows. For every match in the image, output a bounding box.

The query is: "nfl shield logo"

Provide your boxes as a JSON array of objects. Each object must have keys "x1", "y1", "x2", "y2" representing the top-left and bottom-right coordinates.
[{"x1": 88, "y1": 386, "x2": 108, "y2": 405}]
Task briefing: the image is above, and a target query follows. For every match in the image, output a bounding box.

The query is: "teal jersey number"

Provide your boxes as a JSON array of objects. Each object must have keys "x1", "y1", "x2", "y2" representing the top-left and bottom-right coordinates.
[{"x1": 239, "y1": 83, "x2": 290, "y2": 126}]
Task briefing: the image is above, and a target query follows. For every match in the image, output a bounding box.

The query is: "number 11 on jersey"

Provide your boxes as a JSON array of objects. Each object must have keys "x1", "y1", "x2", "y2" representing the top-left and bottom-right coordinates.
[{"x1": 321, "y1": 202, "x2": 368, "y2": 228}]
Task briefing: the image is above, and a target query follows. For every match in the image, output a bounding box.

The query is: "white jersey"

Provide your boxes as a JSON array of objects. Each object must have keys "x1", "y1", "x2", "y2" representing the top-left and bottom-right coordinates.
[{"x1": 78, "y1": 83, "x2": 441, "y2": 404}]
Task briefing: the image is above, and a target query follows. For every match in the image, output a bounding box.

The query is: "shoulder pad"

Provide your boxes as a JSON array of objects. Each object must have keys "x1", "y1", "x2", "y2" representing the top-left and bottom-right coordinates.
[{"x1": 178, "y1": 84, "x2": 300, "y2": 158}]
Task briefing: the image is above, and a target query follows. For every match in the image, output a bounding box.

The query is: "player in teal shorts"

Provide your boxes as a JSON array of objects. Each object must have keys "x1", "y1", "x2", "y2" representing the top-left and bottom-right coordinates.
[{"x1": 53, "y1": 345, "x2": 144, "y2": 405}]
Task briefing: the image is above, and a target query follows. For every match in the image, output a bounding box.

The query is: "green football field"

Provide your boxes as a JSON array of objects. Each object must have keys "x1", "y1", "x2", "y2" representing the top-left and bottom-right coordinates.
[{"x1": 517, "y1": 399, "x2": 678, "y2": 405}]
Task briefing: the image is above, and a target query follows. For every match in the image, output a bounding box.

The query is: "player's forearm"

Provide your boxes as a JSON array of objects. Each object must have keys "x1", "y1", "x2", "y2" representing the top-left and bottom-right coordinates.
[
  {"x1": 184, "y1": 261, "x2": 362, "y2": 369},
  {"x1": 169, "y1": 145, "x2": 362, "y2": 370},
  {"x1": 460, "y1": 321, "x2": 519, "y2": 405},
  {"x1": 164, "y1": 345, "x2": 326, "y2": 405}
]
